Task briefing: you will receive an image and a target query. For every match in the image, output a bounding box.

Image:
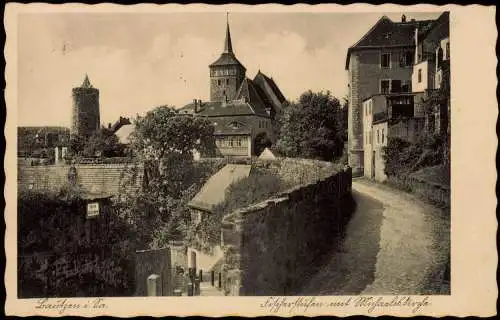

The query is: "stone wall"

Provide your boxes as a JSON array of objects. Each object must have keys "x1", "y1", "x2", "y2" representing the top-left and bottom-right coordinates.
[
  {"x1": 18, "y1": 163, "x2": 143, "y2": 197},
  {"x1": 220, "y1": 166, "x2": 352, "y2": 295},
  {"x1": 134, "y1": 246, "x2": 188, "y2": 296}
]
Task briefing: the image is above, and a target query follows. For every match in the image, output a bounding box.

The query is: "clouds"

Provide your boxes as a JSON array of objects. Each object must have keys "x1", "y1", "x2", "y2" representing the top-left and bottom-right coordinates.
[{"x1": 17, "y1": 11, "x2": 442, "y2": 127}]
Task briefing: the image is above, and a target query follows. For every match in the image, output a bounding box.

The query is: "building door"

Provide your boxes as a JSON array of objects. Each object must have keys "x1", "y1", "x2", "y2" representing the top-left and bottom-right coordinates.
[{"x1": 372, "y1": 151, "x2": 376, "y2": 179}]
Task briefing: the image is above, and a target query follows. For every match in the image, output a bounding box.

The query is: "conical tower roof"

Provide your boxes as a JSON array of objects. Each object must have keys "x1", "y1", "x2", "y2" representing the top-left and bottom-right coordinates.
[
  {"x1": 209, "y1": 14, "x2": 246, "y2": 71},
  {"x1": 223, "y1": 15, "x2": 233, "y2": 54},
  {"x1": 81, "y1": 74, "x2": 93, "y2": 88}
]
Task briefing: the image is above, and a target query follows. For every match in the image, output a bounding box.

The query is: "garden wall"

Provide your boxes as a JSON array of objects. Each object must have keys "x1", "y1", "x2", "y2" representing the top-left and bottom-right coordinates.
[{"x1": 220, "y1": 166, "x2": 353, "y2": 296}]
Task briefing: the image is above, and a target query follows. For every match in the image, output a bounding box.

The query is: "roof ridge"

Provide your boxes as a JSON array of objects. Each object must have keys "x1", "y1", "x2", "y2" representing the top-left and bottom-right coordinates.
[{"x1": 349, "y1": 15, "x2": 392, "y2": 49}]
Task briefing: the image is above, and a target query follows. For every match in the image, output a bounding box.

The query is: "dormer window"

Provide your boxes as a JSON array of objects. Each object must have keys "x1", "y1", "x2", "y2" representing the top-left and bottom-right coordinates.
[{"x1": 228, "y1": 121, "x2": 245, "y2": 129}]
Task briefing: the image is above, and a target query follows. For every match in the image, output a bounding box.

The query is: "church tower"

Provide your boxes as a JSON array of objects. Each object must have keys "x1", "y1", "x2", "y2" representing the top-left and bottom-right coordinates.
[
  {"x1": 71, "y1": 74, "x2": 100, "y2": 139},
  {"x1": 209, "y1": 15, "x2": 246, "y2": 102}
]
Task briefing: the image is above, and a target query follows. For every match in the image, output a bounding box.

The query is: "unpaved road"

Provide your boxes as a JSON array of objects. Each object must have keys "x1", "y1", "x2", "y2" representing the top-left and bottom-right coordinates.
[{"x1": 301, "y1": 178, "x2": 450, "y2": 295}]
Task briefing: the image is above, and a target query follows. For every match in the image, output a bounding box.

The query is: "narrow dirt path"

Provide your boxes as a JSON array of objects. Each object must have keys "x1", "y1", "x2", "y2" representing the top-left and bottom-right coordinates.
[{"x1": 301, "y1": 178, "x2": 450, "y2": 295}]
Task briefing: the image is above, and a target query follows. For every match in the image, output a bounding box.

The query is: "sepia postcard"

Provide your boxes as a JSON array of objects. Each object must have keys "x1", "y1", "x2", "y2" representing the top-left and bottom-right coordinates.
[{"x1": 4, "y1": 3, "x2": 498, "y2": 317}]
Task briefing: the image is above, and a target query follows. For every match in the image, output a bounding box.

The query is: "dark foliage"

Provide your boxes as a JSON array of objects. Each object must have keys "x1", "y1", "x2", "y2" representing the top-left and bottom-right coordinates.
[
  {"x1": 18, "y1": 190, "x2": 136, "y2": 297},
  {"x1": 276, "y1": 90, "x2": 346, "y2": 161}
]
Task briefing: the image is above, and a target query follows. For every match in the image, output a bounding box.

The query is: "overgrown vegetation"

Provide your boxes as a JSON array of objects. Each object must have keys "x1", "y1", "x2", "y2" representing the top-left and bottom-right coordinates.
[
  {"x1": 187, "y1": 169, "x2": 292, "y2": 253},
  {"x1": 383, "y1": 132, "x2": 449, "y2": 178},
  {"x1": 382, "y1": 131, "x2": 450, "y2": 208},
  {"x1": 18, "y1": 189, "x2": 136, "y2": 297},
  {"x1": 115, "y1": 105, "x2": 218, "y2": 250}
]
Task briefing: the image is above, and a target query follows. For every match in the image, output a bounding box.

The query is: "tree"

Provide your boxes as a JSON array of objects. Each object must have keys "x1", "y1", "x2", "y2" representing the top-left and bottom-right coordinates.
[
  {"x1": 69, "y1": 134, "x2": 85, "y2": 156},
  {"x1": 117, "y1": 105, "x2": 217, "y2": 249},
  {"x1": 82, "y1": 128, "x2": 125, "y2": 158},
  {"x1": 276, "y1": 90, "x2": 345, "y2": 161}
]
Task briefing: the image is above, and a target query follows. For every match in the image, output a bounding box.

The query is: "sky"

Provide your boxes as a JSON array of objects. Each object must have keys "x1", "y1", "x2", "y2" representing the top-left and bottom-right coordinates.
[{"x1": 17, "y1": 11, "x2": 443, "y2": 127}]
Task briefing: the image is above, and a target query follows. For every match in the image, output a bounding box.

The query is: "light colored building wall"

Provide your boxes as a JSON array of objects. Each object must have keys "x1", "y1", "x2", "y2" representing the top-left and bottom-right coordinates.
[
  {"x1": 215, "y1": 135, "x2": 251, "y2": 157},
  {"x1": 412, "y1": 60, "x2": 436, "y2": 92},
  {"x1": 362, "y1": 99, "x2": 374, "y2": 179},
  {"x1": 372, "y1": 121, "x2": 388, "y2": 182}
]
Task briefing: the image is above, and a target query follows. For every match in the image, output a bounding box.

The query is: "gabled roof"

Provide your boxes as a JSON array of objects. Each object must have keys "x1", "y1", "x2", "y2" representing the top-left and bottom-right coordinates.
[
  {"x1": 187, "y1": 164, "x2": 252, "y2": 213},
  {"x1": 418, "y1": 11, "x2": 449, "y2": 39},
  {"x1": 345, "y1": 15, "x2": 435, "y2": 69},
  {"x1": 180, "y1": 78, "x2": 271, "y2": 118},
  {"x1": 253, "y1": 70, "x2": 287, "y2": 108},
  {"x1": 234, "y1": 78, "x2": 270, "y2": 115}
]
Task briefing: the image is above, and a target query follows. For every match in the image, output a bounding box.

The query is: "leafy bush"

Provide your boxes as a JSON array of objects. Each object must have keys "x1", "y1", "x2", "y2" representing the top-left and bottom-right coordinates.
[
  {"x1": 383, "y1": 132, "x2": 448, "y2": 177},
  {"x1": 276, "y1": 90, "x2": 346, "y2": 161}
]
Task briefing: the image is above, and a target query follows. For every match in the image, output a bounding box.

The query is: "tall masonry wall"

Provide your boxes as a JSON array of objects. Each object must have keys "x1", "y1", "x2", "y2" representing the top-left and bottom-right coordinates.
[{"x1": 220, "y1": 165, "x2": 352, "y2": 296}]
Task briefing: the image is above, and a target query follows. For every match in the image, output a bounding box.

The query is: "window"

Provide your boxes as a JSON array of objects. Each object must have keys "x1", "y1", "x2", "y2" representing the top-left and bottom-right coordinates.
[
  {"x1": 377, "y1": 130, "x2": 380, "y2": 144},
  {"x1": 217, "y1": 79, "x2": 221, "y2": 85},
  {"x1": 382, "y1": 129, "x2": 385, "y2": 144},
  {"x1": 391, "y1": 80, "x2": 402, "y2": 93},
  {"x1": 446, "y1": 42, "x2": 450, "y2": 60},
  {"x1": 380, "y1": 80, "x2": 390, "y2": 94},
  {"x1": 418, "y1": 69, "x2": 422, "y2": 83},
  {"x1": 226, "y1": 79, "x2": 229, "y2": 85},
  {"x1": 381, "y1": 53, "x2": 391, "y2": 68},
  {"x1": 437, "y1": 47, "x2": 444, "y2": 67},
  {"x1": 399, "y1": 51, "x2": 414, "y2": 67},
  {"x1": 401, "y1": 80, "x2": 412, "y2": 93}
]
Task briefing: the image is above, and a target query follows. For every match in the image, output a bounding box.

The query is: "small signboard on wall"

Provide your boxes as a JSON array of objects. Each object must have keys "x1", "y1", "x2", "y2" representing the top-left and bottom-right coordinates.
[{"x1": 87, "y1": 202, "x2": 100, "y2": 219}]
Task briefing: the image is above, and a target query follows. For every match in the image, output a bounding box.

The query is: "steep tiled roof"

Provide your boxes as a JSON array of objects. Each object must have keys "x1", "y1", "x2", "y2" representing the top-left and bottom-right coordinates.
[
  {"x1": 18, "y1": 163, "x2": 144, "y2": 199},
  {"x1": 234, "y1": 78, "x2": 270, "y2": 116},
  {"x1": 345, "y1": 15, "x2": 435, "y2": 69},
  {"x1": 212, "y1": 117, "x2": 252, "y2": 136},
  {"x1": 180, "y1": 78, "x2": 271, "y2": 118},
  {"x1": 253, "y1": 71, "x2": 287, "y2": 104},
  {"x1": 209, "y1": 52, "x2": 246, "y2": 71},
  {"x1": 418, "y1": 12, "x2": 449, "y2": 39},
  {"x1": 188, "y1": 164, "x2": 252, "y2": 213}
]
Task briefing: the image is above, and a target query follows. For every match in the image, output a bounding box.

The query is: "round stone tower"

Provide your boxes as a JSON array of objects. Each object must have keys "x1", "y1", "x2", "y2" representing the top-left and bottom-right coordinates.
[{"x1": 71, "y1": 74, "x2": 100, "y2": 139}]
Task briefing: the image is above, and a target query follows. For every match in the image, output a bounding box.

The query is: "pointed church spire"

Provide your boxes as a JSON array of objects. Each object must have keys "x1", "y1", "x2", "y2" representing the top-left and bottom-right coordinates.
[
  {"x1": 224, "y1": 12, "x2": 233, "y2": 54},
  {"x1": 81, "y1": 73, "x2": 92, "y2": 88}
]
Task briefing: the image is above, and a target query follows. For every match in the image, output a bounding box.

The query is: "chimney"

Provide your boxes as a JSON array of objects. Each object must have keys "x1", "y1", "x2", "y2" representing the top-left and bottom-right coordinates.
[
  {"x1": 401, "y1": 14, "x2": 406, "y2": 22},
  {"x1": 193, "y1": 99, "x2": 198, "y2": 113},
  {"x1": 108, "y1": 123, "x2": 112, "y2": 129}
]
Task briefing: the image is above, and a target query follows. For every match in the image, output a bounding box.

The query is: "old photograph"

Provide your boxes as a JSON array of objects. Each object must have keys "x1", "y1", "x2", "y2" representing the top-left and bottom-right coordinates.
[{"x1": 4, "y1": 3, "x2": 497, "y2": 317}]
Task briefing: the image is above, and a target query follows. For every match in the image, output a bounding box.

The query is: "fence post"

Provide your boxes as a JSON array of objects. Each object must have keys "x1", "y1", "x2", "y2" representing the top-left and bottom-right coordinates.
[
  {"x1": 147, "y1": 274, "x2": 162, "y2": 296},
  {"x1": 187, "y1": 281, "x2": 194, "y2": 296}
]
